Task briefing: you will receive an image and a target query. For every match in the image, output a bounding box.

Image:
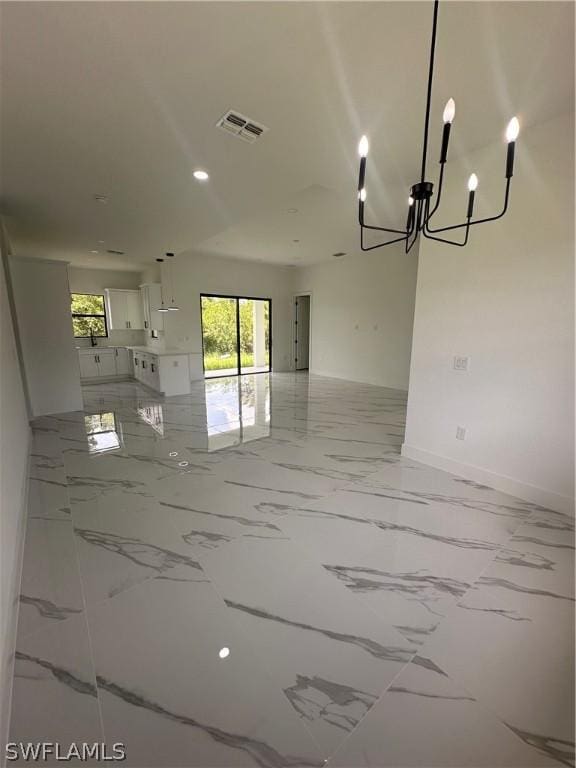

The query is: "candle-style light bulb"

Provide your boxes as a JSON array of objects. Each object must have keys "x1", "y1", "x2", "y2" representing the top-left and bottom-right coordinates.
[
  {"x1": 505, "y1": 117, "x2": 519, "y2": 178},
  {"x1": 443, "y1": 98, "x2": 456, "y2": 124},
  {"x1": 408, "y1": 196, "x2": 414, "y2": 207},
  {"x1": 466, "y1": 174, "x2": 478, "y2": 219},
  {"x1": 358, "y1": 135, "x2": 369, "y2": 157},
  {"x1": 359, "y1": 188, "x2": 367, "y2": 202},
  {"x1": 439, "y1": 99, "x2": 455, "y2": 163},
  {"x1": 506, "y1": 117, "x2": 520, "y2": 143}
]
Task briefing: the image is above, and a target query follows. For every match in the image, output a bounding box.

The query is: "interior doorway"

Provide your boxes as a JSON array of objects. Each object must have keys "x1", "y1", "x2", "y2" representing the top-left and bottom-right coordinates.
[
  {"x1": 200, "y1": 294, "x2": 271, "y2": 378},
  {"x1": 294, "y1": 294, "x2": 310, "y2": 370}
]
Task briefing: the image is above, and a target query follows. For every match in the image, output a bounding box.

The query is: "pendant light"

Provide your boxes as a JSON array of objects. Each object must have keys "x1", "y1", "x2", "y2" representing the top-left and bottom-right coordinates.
[
  {"x1": 165, "y1": 252, "x2": 179, "y2": 311},
  {"x1": 156, "y1": 258, "x2": 169, "y2": 313},
  {"x1": 357, "y1": 0, "x2": 520, "y2": 251}
]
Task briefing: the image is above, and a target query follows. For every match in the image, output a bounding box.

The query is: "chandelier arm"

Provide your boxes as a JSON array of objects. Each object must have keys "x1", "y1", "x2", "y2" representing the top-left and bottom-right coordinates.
[
  {"x1": 359, "y1": 203, "x2": 407, "y2": 235},
  {"x1": 406, "y1": 231, "x2": 420, "y2": 253},
  {"x1": 420, "y1": 0, "x2": 440, "y2": 183},
  {"x1": 422, "y1": 224, "x2": 470, "y2": 247},
  {"x1": 425, "y1": 161, "x2": 446, "y2": 222},
  {"x1": 425, "y1": 178, "x2": 511, "y2": 234},
  {"x1": 361, "y1": 229, "x2": 409, "y2": 251},
  {"x1": 362, "y1": 223, "x2": 408, "y2": 235},
  {"x1": 405, "y1": 200, "x2": 422, "y2": 253}
]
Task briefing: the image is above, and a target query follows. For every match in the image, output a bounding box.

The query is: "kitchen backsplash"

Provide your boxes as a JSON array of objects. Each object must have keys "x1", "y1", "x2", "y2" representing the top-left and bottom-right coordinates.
[{"x1": 74, "y1": 329, "x2": 146, "y2": 348}]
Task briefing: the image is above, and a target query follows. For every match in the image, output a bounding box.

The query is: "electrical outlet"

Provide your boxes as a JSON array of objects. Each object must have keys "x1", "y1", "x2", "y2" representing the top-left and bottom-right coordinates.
[
  {"x1": 453, "y1": 355, "x2": 470, "y2": 372},
  {"x1": 456, "y1": 426, "x2": 466, "y2": 441}
]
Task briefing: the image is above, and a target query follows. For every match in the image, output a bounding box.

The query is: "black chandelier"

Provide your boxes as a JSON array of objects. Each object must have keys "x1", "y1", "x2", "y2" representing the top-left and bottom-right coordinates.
[{"x1": 357, "y1": 0, "x2": 520, "y2": 251}]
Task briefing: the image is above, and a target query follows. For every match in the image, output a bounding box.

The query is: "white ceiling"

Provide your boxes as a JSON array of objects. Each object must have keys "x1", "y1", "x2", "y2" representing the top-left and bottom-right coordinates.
[{"x1": 1, "y1": 1, "x2": 573, "y2": 270}]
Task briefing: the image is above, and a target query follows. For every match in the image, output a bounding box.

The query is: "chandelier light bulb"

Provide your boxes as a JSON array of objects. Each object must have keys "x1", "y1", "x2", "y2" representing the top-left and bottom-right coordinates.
[
  {"x1": 359, "y1": 188, "x2": 367, "y2": 202},
  {"x1": 358, "y1": 136, "x2": 369, "y2": 158},
  {"x1": 408, "y1": 196, "x2": 414, "y2": 207},
  {"x1": 468, "y1": 173, "x2": 478, "y2": 192},
  {"x1": 506, "y1": 117, "x2": 520, "y2": 143},
  {"x1": 443, "y1": 98, "x2": 456, "y2": 124}
]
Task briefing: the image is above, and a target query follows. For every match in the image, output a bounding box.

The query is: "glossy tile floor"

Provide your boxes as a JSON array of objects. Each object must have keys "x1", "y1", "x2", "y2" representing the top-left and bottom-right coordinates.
[{"x1": 10, "y1": 373, "x2": 575, "y2": 767}]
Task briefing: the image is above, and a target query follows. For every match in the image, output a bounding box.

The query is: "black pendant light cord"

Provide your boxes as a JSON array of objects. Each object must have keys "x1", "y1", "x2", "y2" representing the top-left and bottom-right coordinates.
[{"x1": 421, "y1": 0, "x2": 439, "y2": 184}]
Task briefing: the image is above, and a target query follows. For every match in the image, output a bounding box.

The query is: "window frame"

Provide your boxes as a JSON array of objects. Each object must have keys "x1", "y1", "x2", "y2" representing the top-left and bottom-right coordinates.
[{"x1": 70, "y1": 293, "x2": 109, "y2": 338}]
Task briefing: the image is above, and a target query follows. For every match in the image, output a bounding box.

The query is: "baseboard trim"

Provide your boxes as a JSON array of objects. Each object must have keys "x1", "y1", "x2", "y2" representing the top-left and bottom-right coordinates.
[
  {"x1": 1, "y1": 428, "x2": 32, "y2": 766},
  {"x1": 311, "y1": 368, "x2": 409, "y2": 393},
  {"x1": 401, "y1": 443, "x2": 575, "y2": 517}
]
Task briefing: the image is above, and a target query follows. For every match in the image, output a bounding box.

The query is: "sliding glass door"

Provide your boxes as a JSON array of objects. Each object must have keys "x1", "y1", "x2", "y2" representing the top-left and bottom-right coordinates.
[{"x1": 201, "y1": 294, "x2": 271, "y2": 378}]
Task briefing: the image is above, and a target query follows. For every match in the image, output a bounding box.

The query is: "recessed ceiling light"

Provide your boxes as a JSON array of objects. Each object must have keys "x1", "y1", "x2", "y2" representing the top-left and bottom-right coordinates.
[
  {"x1": 193, "y1": 170, "x2": 209, "y2": 181},
  {"x1": 219, "y1": 647, "x2": 230, "y2": 659},
  {"x1": 89, "y1": 250, "x2": 99, "y2": 254},
  {"x1": 93, "y1": 194, "x2": 109, "y2": 204}
]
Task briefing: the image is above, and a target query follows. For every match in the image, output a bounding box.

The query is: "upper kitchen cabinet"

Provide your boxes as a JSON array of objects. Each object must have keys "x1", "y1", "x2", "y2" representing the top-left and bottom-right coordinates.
[
  {"x1": 105, "y1": 289, "x2": 144, "y2": 330},
  {"x1": 140, "y1": 283, "x2": 165, "y2": 331}
]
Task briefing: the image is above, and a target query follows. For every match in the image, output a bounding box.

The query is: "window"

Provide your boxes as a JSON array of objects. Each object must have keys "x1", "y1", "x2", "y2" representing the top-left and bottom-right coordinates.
[{"x1": 71, "y1": 293, "x2": 108, "y2": 338}]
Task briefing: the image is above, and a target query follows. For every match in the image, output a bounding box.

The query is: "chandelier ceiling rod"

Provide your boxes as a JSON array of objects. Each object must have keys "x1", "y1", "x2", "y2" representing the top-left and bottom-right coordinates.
[
  {"x1": 356, "y1": 0, "x2": 520, "y2": 251},
  {"x1": 420, "y1": 0, "x2": 440, "y2": 185}
]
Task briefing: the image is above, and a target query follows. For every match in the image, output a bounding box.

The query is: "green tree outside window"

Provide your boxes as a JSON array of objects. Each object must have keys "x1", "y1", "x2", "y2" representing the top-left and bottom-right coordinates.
[{"x1": 71, "y1": 293, "x2": 108, "y2": 338}]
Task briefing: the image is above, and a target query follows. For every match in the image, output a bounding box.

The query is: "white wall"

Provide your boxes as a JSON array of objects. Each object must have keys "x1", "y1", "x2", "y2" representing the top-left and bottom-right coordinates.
[
  {"x1": 403, "y1": 112, "x2": 574, "y2": 515},
  {"x1": 9, "y1": 257, "x2": 83, "y2": 417},
  {"x1": 159, "y1": 253, "x2": 297, "y2": 371},
  {"x1": 0, "y1": 232, "x2": 30, "y2": 755},
  {"x1": 68, "y1": 266, "x2": 146, "y2": 348},
  {"x1": 295, "y1": 244, "x2": 418, "y2": 390}
]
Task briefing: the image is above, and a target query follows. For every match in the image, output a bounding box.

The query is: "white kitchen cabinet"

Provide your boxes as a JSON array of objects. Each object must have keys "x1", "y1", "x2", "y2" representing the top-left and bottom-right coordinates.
[
  {"x1": 97, "y1": 349, "x2": 117, "y2": 377},
  {"x1": 114, "y1": 347, "x2": 131, "y2": 375},
  {"x1": 79, "y1": 352, "x2": 99, "y2": 379},
  {"x1": 105, "y1": 289, "x2": 144, "y2": 330},
  {"x1": 131, "y1": 348, "x2": 191, "y2": 396},
  {"x1": 126, "y1": 291, "x2": 144, "y2": 329},
  {"x1": 140, "y1": 283, "x2": 164, "y2": 331},
  {"x1": 78, "y1": 348, "x2": 132, "y2": 380}
]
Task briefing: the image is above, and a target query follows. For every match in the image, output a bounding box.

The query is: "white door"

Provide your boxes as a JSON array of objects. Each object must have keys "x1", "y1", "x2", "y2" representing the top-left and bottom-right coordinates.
[
  {"x1": 115, "y1": 348, "x2": 131, "y2": 375},
  {"x1": 295, "y1": 295, "x2": 310, "y2": 370},
  {"x1": 126, "y1": 291, "x2": 144, "y2": 329},
  {"x1": 97, "y1": 351, "x2": 117, "y2": 377},
  {"x1": 79, "y1": 353, "x2": 99, "y2": 378},
  {"x1": 106, "y1": 290, "x2": 128, "y2": 330}
]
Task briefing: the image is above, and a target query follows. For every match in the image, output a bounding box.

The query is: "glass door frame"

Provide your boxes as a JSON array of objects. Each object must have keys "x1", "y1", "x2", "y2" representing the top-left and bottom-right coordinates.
[{"x1": 200, "y1": 293, "x2": 272, "y2": 378}]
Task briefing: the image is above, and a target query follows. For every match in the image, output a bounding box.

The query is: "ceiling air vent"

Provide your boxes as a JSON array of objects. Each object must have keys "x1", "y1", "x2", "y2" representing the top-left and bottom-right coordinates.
[
  {"x1": 106, "y1": 249, "x2": 125, "y2": 256},
  {"x1": 216, "y1": 109, "x2": 269, "y2": 144}
]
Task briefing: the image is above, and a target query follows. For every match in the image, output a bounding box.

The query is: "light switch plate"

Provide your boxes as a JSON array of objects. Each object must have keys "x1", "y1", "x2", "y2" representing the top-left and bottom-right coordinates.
[{"x1": 456, "y1": 426, "x2": 466, "y2": 441}]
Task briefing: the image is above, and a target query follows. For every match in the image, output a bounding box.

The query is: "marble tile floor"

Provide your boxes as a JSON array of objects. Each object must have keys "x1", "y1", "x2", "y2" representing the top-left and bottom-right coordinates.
[{"x1": 8, "y1": 373, "x2": 574, "y2": 767}]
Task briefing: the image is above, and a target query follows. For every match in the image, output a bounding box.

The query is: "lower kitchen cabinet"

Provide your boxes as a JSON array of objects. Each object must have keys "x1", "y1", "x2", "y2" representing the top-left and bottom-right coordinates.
[
  {"x1": 114, "y1": 347, "x2": 131, "y2": 375},
  {"x1": 78, "y1": 348, "x2": 131, "y2": 380},
  {"x1": 78, "y1": 346, "x2": 195, "y2": 396},
  {"x1": 132, "y1": 350, "x2": 192, "y2": 396}
]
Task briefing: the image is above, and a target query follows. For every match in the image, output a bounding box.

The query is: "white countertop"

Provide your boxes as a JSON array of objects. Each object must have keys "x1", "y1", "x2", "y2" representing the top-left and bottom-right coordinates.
[
  {"x1": 76, "y1": 345, "x2": 124, "y2": 352},
  {"x1": 126, "y1": 346, "x2": 200, "y2": 357}
]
